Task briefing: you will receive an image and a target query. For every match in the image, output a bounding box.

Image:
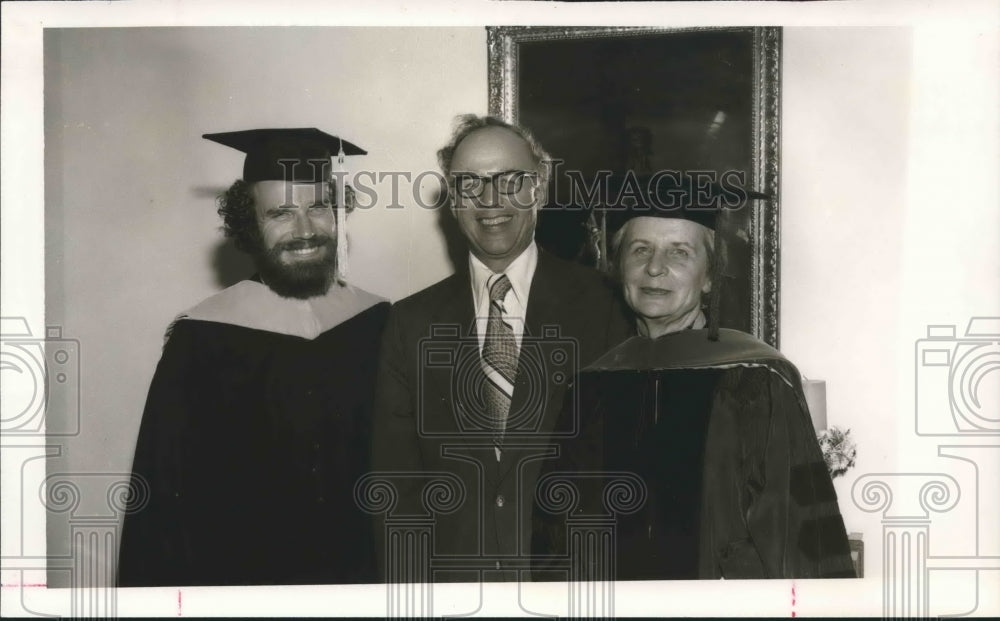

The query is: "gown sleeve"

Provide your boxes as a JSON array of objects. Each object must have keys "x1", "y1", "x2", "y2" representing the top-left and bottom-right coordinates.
[
  {"x1": 117, "y1": 321, "x2": 200, "y2": 586},
  {"x1": 730, "y1": 367, "x2": 856, "y2": 579}
]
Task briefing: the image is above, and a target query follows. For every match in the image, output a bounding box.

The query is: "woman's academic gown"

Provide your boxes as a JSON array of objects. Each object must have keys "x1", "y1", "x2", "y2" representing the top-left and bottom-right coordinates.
[{"x1": 532, "y1": 328, "x2": 857, "y2": 580}]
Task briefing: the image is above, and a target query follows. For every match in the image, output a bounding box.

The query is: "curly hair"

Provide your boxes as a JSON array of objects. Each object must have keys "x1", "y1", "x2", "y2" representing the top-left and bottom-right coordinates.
[
  {"x1": 217, "y1": 179, "x2": 260, "y2": 253},
  {"x1": 216, "y1": 179, "x2": 355, "y2": 253}
]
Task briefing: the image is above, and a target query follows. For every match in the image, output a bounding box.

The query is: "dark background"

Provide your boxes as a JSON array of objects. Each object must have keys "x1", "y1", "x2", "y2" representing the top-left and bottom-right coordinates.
[{"x1": 519, "y1": 29, "x2": 757, "y2": 333}]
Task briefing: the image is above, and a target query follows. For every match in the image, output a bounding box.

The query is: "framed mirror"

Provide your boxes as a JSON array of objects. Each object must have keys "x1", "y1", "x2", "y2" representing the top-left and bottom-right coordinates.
[{"x1": 487, "y1": 26, "x2": 781, "y2": 347}]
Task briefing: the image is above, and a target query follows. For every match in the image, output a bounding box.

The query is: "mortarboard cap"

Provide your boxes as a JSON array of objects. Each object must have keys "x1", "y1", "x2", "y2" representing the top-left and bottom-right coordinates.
[
  {"x1": 601, "y1": 172, "x2": 769, "y2": 235},
  {"x1": 203, "y1": 128, "x2": 366, "y2": 183}
]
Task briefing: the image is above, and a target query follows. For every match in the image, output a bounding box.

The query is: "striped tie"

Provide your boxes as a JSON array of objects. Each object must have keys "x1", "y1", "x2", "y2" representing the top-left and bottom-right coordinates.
[{"x1": 481, "y1": 273, "x2": 517, "y2": 460}]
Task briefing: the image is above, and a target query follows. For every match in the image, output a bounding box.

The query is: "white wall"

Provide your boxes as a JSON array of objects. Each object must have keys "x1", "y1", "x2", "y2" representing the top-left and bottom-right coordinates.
[
  {"x1": 44, "y1": 25, "x2": 998, "y2": 594},
  {"x1": 44, "y1": 26, "x2": 486, "y2": 582},
  {"x1": 781, "y1": 26, "x2": 999, "y2": 594},
  {"x1": 781, "y1": 27, "x2": 913, "y2": 561}
]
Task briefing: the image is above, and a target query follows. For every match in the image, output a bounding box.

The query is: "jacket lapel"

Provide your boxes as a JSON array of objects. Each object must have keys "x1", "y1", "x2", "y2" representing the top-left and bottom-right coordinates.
[
  {"x1": 418, "y1": 270, "x2": 473, "y2": 438},
  {"x1": 499, "y1": 250, "x2": 587, "y2": 481},
  {"x1": 423, "y1": 267, "x2": 503, "y2": 484}
]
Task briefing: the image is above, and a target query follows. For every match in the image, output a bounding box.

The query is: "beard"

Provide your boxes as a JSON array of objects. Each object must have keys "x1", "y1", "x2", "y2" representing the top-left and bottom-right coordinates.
[{"x1": 251, "y1": 235, "x2": 339, "y2": 299}]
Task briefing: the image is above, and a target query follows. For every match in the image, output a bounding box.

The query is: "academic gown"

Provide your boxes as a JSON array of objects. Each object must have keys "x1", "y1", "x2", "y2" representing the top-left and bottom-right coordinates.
[
  {"x1": 531, "y1": 329, "x2": 856, "y2": 581},
  {"x1": 118, "y1": 280, "x2": 390, "y2": 586}
]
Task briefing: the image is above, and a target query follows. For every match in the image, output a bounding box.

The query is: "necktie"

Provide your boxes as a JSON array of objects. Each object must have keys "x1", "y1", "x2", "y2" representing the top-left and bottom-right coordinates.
[{"x1": 481, "y1": 274, "x2": 517, "y2": 460}]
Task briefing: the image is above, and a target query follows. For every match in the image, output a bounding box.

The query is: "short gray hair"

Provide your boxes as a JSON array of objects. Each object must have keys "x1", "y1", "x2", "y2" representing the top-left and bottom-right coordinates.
[
  {"x1": 436, "y1": 114, "x2": 552, "y2": 195},
  {"x1": 608, "y1": 218, "x2": 718, "y2": 292}
]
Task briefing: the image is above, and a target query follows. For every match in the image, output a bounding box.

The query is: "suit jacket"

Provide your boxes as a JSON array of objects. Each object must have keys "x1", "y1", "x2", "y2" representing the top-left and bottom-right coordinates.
[{"x1": 370, "y1": 249, "x2": 630, "y2": 582}]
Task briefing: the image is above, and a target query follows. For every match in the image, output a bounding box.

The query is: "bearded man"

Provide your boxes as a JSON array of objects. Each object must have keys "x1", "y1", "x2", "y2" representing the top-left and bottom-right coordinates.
[{"x1": 118, "y1": 128, "x2": 388, "y2": 586}]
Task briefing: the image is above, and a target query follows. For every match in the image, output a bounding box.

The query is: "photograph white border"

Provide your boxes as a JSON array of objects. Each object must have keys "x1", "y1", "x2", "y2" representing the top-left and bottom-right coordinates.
[{"x1": 3, "y1": 0, "x2": 998, "y2": 617}]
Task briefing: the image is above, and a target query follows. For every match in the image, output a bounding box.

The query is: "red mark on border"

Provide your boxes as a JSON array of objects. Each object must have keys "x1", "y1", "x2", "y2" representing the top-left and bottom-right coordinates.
[
  {"x1": 1, "y1": 583, "x2": 47, "y2": 588},
  {"x1": 791, "y1": 582, "x2": 797, "y2": 617},
  {"x1": 177, "y1": 589, "x2": 183, "y2": 616}
]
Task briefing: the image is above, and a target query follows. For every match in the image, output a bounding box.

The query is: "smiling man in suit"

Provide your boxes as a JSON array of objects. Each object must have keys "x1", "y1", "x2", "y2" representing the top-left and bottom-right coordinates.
[{"x1": 370, "y1": 115, "x2": 630, "y2": 583}]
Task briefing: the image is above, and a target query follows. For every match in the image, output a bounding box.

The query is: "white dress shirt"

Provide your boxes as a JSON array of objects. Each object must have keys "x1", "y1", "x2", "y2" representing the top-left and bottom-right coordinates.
[{"x1": 469, "y1": 241, "x2": 538, "y2": 354}]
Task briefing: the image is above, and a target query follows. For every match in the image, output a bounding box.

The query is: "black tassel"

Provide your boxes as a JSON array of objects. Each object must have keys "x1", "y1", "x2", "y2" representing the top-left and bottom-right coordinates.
[
  {"x1": 707, "y1": 216, "x2": 728, "y2": 342},
  {"x1": 707, "y1": 272, "x2": 722, "y2": 341}
]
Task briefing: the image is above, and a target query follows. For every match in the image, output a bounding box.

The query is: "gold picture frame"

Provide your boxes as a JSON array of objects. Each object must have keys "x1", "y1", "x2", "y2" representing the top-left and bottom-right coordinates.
[{"x1": 487, "y1": 26, "x2": 782, "y2": 347}]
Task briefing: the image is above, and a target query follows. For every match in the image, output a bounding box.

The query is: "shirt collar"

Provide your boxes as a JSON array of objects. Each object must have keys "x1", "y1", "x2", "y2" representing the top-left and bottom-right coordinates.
[{"x1": 469, "y1": 241, "x2": 538, "y2": 312}]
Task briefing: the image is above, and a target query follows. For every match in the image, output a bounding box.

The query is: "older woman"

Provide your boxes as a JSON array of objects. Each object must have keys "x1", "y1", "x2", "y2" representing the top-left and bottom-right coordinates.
[
  {"x1": 615, "y1": 215, "x2": 715, "y2": 336},
  {"x1": 531, "y1": 184, "x2": 855, "y2": 581}
]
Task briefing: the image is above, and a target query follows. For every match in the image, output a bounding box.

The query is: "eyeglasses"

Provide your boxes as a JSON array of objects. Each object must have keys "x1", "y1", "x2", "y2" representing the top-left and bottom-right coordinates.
[{"x1": 452, "y1": 170, "x2": 539, "y2": 199}]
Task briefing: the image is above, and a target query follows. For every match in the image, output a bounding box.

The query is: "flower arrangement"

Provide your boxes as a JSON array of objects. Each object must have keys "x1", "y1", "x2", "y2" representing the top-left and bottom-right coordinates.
[{"x1": 817, "y1": 426, "x2": 857, "y2": 479}]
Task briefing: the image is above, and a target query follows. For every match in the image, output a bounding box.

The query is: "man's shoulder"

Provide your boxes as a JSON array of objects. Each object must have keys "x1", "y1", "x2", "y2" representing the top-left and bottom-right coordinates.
[
  {"x1": 167, "y1": 280, "x2": 389, "y2": 342},
  {"x1": 541, "y1": 252, "x2": 612, "y2": 287},
  {"x1": 160, "y1": 281, "x2": 259, "y2": 343},
  {"x1": 339, "y1": 282, "x2": 391, "y2": 310},
  {"x1": 178, "y1": 280, "x2": 260, "y2": 321},
  {"x1": 534, "y1": 250, "x2": 622, "y2": 309},
  {"x1": 391, "y1": 272, "x2": 465, "y2": 314}
]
